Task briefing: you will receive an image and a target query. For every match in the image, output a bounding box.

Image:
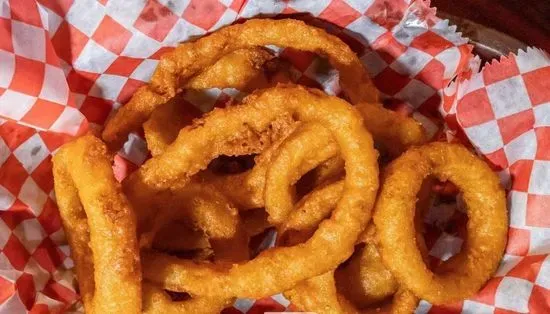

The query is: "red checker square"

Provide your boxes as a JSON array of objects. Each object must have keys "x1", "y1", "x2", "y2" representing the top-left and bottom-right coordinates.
[
  {"x1": 535, "y1": 127, "x2": 550, "y2": 160},
  {"x1": 246, "y1": 297, "x2": 286, "y2": 314},
  {"x1": 365, "y1": 0, "x2": 407, "y2": 29},
  {"x1": 79, "y1": 96, "x2": 114, "y2": 125},
  {"x1": 0, "y1": 18, "x2": 13, "y2": 52},
  {"x1": 497, "y1": 109, "x2": 535, "y2": 144},
  {"x1": 506, "y1": 227, "x2": 531, "y2": 256},
  {"x1": 117, "y1": 78, "x2": 145, "y2": 104},
  {"x1": 281, "y1": 6, "x2": 299, "y2": 14},
  {"x1": 471, "y1": 277, "x2": 503, "y2": 305},
  {"x1": 456, "y1": 88, "x2": 496, "y2": 128},
  {"x1": 113, "y1": 154, "x2": 139, "y2": 182},
  {"x1": 9, "y1": 56, "x2": 46, "y2": 96},
  {"x1": 44, "y1": 39, "x2": 60, "y2": 67},
  {"x1": 20, "y1": 99, "x2": 65, "y2": 129},
  {"x1": 3, "y1": 235, "x2": 30, "y2": 270},
  {"x1": 15, "y1": 272, "x2": 35, "y2": 310},
  {"x1": 37, "y1": 198, "x2": 62, "y2": 235},
  {"x1": 50, "y1": 21, "x2": 89, "y2": 64},
  {"x1": 229, "y1": 0, "x2": 245, "y2": 12},
  {"x1": 36, "y1": 0, "x2": 74, "y2": 17},
  {"x1": 10, "y1": 0, "x2": 42, "y2": 28},
  {"x1": 372, "y1": 32, "x2": 407, "y2": 64},
  {"x1": 528, "y1": 285, "x2": 550, "y2": 314},
  {"x1": 374, "y1": 67, "x2": 410, "y2": 96},
  {"x1": 0, "y1": 156, "x2": 28, "y2": 196},
  {"x1": 523, "y1": 66, "x2": 550, "y2": 106},
  {"x1": 66, "y1": 69, "x2": 100, "y2": 94},
  {"x1": 0, "y1": 200, "x2": 35, "y2": 229},
  {"x1": 0, "y1": 276, "x2": 14, "y2": 305},
  {"x1": 526, "y1": 194, "x2": 550, "y2": 228},
  {"x1": 484, "y1": 148, "x2": 509, "y2": 171},
  {"x1": 42, "y1": 280, "x2": 78, "y2": 305},
  {"x1": 67, "y1": 91, "x2": 77, "y2": 108},
  {"x1": 92, "y1": 15, "x2": 132, "y2": 55},
  {"x1": 415, "y1": 59, "x2": 445, "y2": 90},
  {"x1": 318, "y1": 0, "x2": 361, "y2": 28},
  {"x1": 410, "y1": 31, "x2": 454, "y2": 57},
  {"x1": 97, "y1": 0, "x2": 108, "y2": 5},
  {"x1": 32, "y1": 237, "x2": 65, "y2": 273},
  {"x1": 483, "y1": 56, "x2": 521, "y2": 86},
  {"x1": 183, "y1": 0, "x2": 227, "y2": 31},
  {"x1": 31, "y1": 156, "x2": 53, "y2": 193},
  {"x1": 507, "y1": 254, "x2": 547, "y2": 282},
  {"x1": 280, "y1": 48, "x2": 317, "y2": 73},
  {"x1": 0, "y1": 121, "x2": 35, "y2": 150},
  {"x1": 442, "y1": 92, "x2": 456, "y2": 114},
  {"x1": 134, "y1": 0, "x2": 179, "y2": 42},
  {"x1": 427, "y1": 301, "x2": 464, "y2": 313},
  {"x1": 9, "y1": 0, "x2": 42, "y2": 28},
  {"x1": 105, "y1": 56, "x2": 143, "y2": 76},
  {"x1": 418, "y1": 94, "x2": 444, "y2": 117},
  {"x1": 16, "y1": 272, "x2": 35, "y2": 310},
  {"x1": 509, "y1": 160, "x2": 534, "y2": 192},
  {"x1": 38, "y1": 131, "x2": 73, "y2": 152}
]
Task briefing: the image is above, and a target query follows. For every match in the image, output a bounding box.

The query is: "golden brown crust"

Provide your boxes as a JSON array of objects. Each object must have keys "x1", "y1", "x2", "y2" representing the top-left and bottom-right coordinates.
[
  {"x1": 53, "y1": 134, "x2": 141, "y2": 314},
  {"x1": 374, "y1": 142, "x2": 508, "y2": 304},
  {"x1": 138, "y1": 85, "x2": 379, "y2": 299},
  {"x1": 102, "y1": 19, "x2": 378, "y2": 149}
]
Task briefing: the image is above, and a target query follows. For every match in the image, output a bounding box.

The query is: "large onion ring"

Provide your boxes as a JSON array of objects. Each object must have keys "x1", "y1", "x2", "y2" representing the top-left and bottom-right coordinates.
[
  {"x1": 137, "y1": 85, "x2": 379, "y2": 299},
  {"x1": 373, "y1": 142, "x2": 508, "y2": 304},
  {"x1": 102, "y1": 18, "x2": 379, "y2": 148},
  {"x1": 52, "y1": 135, "x2": 141, "y2": 313}
]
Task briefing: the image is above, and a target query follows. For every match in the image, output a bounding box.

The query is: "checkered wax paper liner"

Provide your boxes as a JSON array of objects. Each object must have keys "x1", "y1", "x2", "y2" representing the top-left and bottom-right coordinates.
[{"x1": 0, "y1": 0, "x2": 548, "y2": 312}]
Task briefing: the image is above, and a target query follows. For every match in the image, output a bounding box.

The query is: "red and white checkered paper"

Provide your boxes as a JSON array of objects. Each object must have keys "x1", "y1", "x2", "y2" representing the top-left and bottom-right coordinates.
[{"x1": 0, "y1": 0, "x2": 549, "y2": 313}]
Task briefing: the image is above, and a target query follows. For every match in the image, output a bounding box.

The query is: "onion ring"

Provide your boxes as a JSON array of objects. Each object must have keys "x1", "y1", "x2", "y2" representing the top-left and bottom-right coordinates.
[
  {"x1": 137, "y1": 85, "x2": 379, "y2": 299},
  {"x1": 102, "y1": 18, "x2": 379, "y2": 149},
  {"x1": 355, "y1": 103, "x2": 427, "y2": 157},
  {"x1": 373, "y1": 142, "x2": 508, "y2": 304},
  {"x1": 143, "y1": 48, "x2": 276, "y2": 156},
  {"x1": 264, "y1": 122, "x2": 339, "y2": 225},
  {"x1": 52, "y1": 134, "x2": 141, "y2": 313},
  {"x1": 184, "y1": 47, "x2": 274, "y2": 91}
]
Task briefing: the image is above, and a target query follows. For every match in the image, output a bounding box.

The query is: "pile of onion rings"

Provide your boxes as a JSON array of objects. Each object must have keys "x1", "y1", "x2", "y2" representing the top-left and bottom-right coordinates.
[{"x1": 53, "y1": 18, "x2": 508, "y2": 314}]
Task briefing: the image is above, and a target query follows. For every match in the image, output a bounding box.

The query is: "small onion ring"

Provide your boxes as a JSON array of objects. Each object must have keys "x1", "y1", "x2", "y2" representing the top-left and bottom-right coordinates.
[
  {"x1": 143, "y1": 48, "x2": 276, "y2": 156},
  {"x1": 264, "y1": 122, "x2": 339, "y2": 225},
  {"x1": 373, "y1": 142, "x2": 508, "y2": 304}
]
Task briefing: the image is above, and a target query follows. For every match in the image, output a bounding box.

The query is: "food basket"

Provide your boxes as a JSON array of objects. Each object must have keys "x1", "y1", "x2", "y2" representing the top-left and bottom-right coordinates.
[{"x1": 0, "y1": 0, "x2": 549, "y2": 313}]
